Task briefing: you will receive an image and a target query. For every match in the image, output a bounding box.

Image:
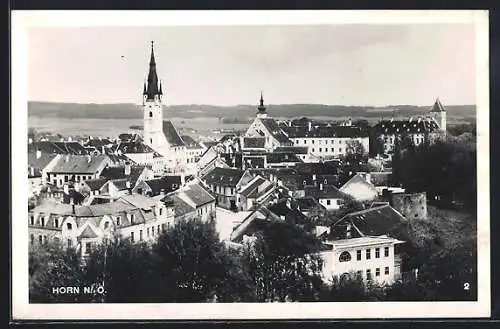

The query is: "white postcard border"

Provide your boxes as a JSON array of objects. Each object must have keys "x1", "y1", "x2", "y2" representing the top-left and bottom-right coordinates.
[{"x1": 11, "y1": 10, "x2": 490, "y2": 320}]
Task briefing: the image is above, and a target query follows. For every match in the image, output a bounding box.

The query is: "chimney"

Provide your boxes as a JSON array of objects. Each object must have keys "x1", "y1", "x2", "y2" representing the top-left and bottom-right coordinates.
[
  {"x1": 36, "y1": 149, "x2": 41, "y2": 159},
  {"x1": 312, "y1": 174, "x2": 317, "y2": 181},
  {"x1": 308, "y1": 121, "x2": 312, "y2": 132},
  {"x1": 126, "y1": 180, "x2": 132, "y2": 194},
  {"x1": 124, "y1": 162, "x2": 131, "y2": 176},
  {"x1": 319, "y1": 183, "x2": 324, "y2": 191},
  {"x1": 180, "y1": 173, "x2": 186, "y2": 186},
  {"x1": 70, "y1": 197, "x2": 75, "y2": 214}
]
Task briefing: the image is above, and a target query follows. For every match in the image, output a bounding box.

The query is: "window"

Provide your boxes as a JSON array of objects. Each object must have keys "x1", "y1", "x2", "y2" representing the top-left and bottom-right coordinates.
[
  {"x1": 38, "y1": 235, "x2": 42, "y2": 245},
  {"x1": 152, "y1": 228, "x2": 155, "y2": 236},
  {"x1": 64, "y1": 175, "x2": 69, "y2": 182},
  {"x1": 384, "y1": 247, "x2": 389, "y2": 257},
  {"x1": 147, "y1": 228, "x2": 150, "y2": 237},
  {"x1": 44, "y1": 235, "x2": 47, "y2": 245},
  {"x1": 339, "y1": 140, "x2": 342, "y2": 144},
  {"x1": 30, "y1": 234, "x2": 34, "y2": 246},
  {"x1": 157, "y1": 225, "x2": 160, "y2": 234},
  {"x1": 30, "y1": 216, "x2": 34, "y2": 225},
  {"x1": 88, "y1": 175, "x2": 92, "y2": 180},
  {"x1": 104, "y1": 221, "x2": 109, "y2": 229},
  {"x1": 131, "y1": 232, "x2": 135, "y2": 242},
  {"x1": 40, "y1": 217, "x2": 45, "y2": 226},
  {"x1": 375, "y1": 248, "x2": 380, "y2": 258},
  {"x1": 116, "y1": 217, "x2": 121, "y2": 226},
  {"x1": 326, "y1": 200, "x2": 331, "y2": 205},
  {"x1": 312, "y1": 140, "x2": 315, "y2": 144},
  {"x1": 331, "y1": 148, "x2": 334, "y2": 152},
  {"x1": 67, "y1": 239, "x2": 72, "y2": 247},
  {"x1": 140, "y1": 230, "x2": 143, "y2": 241},
  {"x1": 385, "y1": 267, "x2": 390, "y2": 275},
  {"x1": 319, "y1": 148, "x2": 322, "y2": 152},
  {"x1": 366, "y1": 269, "x2": 372, "y2": 280},
  {"x1": 366, "y1": 249, "x2": 371, "y2": 260},
  {"x1": 312, "y1": 148, "x2": 315, "y2": 152},
  {"x1": 150, "y1": 138, "x2": 153, "y2": 144},
  {"x1": 149, "y1": 111, "x2": 153, "y2": 118},
  {"x1": 303, "y1": 140, "x2": 306, "y2": 144},
  {"x1": 159, "y1": 208, "x2": 163, "y2": 216},
  {"x1": 356, "y1": 270, "x2": 362, "y2": 279},
  {"x1": 375, "y1": 268, "x2": 380, "y2": 277},
  {"x1": 162, "y1": 224, "x2": 166, "y2": 232},
  {"x1": 67, "y1": 222, "x2": 72, "y2": 230},
  {"x1": 86, "y1": 242, "x2": 92, "y2": 254},
  {"x1": 339, "y1": 148, "x2": 342, "y2": 153},
  {"x1": 356, "y1": 250, "x2": 362, "y2": 261},
  {"x1": 230, "y1": 188, "x2": 234, "y2": 195},
  {"x1": 339, "y1": 251, "x2": 351, "y2": 262},
  {"x1": 55, "y1": 218, "x2": 59, "y2": 227}
]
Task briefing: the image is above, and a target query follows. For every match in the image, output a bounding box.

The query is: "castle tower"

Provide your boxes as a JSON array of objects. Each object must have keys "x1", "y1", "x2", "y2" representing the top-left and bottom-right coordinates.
[
  {"x1": 143, "y1": 41, "x2": 165, "y2": 148},
  {"x1": 429, "y1": 97, "x2": 447, "y2": 132},
  {"x1": 256, "y1": 91, "x2": 268, "y2": 119}
]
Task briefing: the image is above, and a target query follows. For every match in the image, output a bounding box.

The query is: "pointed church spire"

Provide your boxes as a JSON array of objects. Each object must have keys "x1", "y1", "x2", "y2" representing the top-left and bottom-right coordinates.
[
  {"x1": 143, "y1": 81, "x2": 147, "y2": 95},
  {"x1": 257, "y1": 90, "x2": 267, "y2": 117},
  {"x1": 159, "y1": 80, "x2": 163, "y2": 95},
  {"x1": 430, "y1": 97, "x2": 445, "y2": 112},
  {"x1": 144, "y1": 40, "x2": 160, "y2": 101}
]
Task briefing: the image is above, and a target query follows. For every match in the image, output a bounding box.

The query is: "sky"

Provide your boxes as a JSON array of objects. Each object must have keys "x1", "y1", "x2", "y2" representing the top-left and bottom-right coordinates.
[{"x1": 28, "y1": 24, "x2": 476, "y2": 106}]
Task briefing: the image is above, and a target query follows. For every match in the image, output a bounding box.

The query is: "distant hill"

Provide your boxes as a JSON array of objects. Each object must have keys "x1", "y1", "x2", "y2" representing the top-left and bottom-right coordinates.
[{"x1": 28, "y1": 101, "x2": 476, "y2": 120}]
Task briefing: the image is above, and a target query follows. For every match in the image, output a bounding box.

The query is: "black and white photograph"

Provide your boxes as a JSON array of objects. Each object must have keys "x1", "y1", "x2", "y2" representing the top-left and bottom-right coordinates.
[{"x1": 11, "y1": 10, "x2": 490, "y2": 320}]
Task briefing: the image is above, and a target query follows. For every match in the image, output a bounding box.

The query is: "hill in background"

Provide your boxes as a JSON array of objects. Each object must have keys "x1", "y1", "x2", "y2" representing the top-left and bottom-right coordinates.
[{"x1": 28, "y1": 101, "x2": 476, "y2": 121}]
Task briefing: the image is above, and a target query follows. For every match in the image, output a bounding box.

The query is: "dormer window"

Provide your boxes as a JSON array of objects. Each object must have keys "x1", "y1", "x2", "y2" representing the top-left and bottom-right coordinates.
[
  {"x1": 40, "y1": 217, "x2": 45, "y2": 227},
  {"x1": 339, "y1": 251, "x2": 352, "y2": 262}
]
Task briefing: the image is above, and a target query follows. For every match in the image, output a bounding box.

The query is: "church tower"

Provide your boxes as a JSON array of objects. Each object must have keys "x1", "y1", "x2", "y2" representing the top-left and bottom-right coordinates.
[
  {"x1": 429, "y1": 97, "x2": 447, "y2": 132},
  {"x1": 143, "y1": 41, "x2": 165, "y2": 148},
  {"x1": 256, "y1": 91, "x2": 268, "y2": 118}
]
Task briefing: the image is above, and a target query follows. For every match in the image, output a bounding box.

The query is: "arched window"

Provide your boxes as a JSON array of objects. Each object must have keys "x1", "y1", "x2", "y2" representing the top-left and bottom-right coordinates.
[
  {"x1": 149, "y1": 111, "x2": 153, "y2": 118},
  {"x1": 339, "y1": 251, "x2": 352, "y2": 262},
  {"x1": 67, "y1": 222, "x2": 72, "y2": 230}
]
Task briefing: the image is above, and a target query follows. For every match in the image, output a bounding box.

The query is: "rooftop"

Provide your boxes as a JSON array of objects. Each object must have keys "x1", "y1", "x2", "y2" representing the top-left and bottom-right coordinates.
[{"x1": 50, "y1": 155, "x2": 109, "y2": 174}]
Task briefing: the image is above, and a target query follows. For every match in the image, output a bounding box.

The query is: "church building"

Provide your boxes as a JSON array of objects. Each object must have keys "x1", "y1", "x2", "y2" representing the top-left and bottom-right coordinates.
[
  {"x1": 140, "y1": 42, "x2": 192, "y2": 174},
  {"x1": 245, "y1": 92, "x2": 293, "y2": 150}
]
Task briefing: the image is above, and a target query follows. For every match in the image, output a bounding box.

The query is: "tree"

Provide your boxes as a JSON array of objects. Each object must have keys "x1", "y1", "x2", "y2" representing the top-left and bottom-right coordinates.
[
  {"x1": 29, "y1": 241, "x2": 91, "y2": 303},
  {"x1": 85, "y1": 237, "x2": 159, "y2": 303},
  {"x1": 152, "y1": 217, "x2": 233, "y2": 302},
  {"x1": 345, "y1": 140, "x2": 365, "y2": 156},
  {"x1": 240, "y1": 219, "x2": 324, "y2": 302}
]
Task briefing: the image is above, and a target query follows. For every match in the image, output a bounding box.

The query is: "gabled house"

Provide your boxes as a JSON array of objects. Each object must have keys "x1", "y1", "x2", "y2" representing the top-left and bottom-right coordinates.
[
  {"x1": 28, "y1": 151, "x2": 60, "y2": 197},
  {"x1": 201, "y1": 167, "x2": 253, "y2": 211},
  {"x1": 172, "y1": 182, "x2": 216, "y2": 222},
  {"x1": 237, "y1": 175, "x2": 276, "y2": 211},
  {"x1": 46, "y1": 154, "x2": 111, "y2": 188},
  {"x1": 132, "y1": 175, "x2": 183, "y2": 197},
  {"x1": 339, "y1": 173, "x2": 378, "y2": 202},
  {"x1": 304, "y1": 184, "x2": 346, "y2": 210}
]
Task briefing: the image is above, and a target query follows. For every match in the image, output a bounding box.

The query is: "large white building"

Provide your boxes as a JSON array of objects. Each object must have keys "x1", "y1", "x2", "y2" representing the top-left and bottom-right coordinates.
[
  {"x1": 320, "y1": 235, "x2": 405, "y2": 285},
  {"x1": 281, "y1": 118, "x2": 370, "y2": 161}
]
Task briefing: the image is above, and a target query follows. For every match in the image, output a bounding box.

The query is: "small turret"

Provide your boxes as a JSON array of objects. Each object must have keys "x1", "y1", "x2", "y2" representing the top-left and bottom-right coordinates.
[{"x1": 257, "y1": 91, "x2": 268, "y2": 118}]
